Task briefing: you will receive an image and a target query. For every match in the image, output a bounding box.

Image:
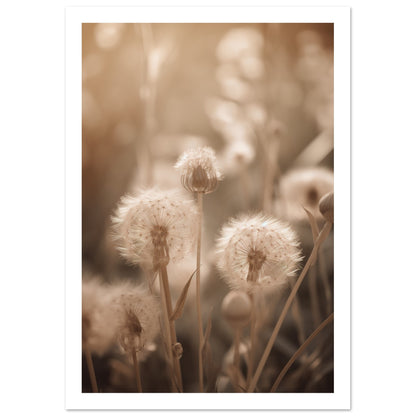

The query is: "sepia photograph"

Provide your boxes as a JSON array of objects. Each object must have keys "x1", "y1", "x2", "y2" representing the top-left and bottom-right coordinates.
[{"x1": 65, "y1": 6, "x2": 350, "y2": 410}]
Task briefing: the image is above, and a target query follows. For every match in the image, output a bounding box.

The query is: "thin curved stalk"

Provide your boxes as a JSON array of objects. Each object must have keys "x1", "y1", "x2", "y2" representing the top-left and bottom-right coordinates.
[
  {"x1": 308, "y1": 263, "x2": 321, "y2": 328},
  {"x1": 248, "y1": 221, "x2": 332, "y2": 392},
  {"x1": 270, "y1": 313, "x2": 334, "y2": 392},
  {"x1": 291, "y1": 291, "x2": 306, "y2": 344},
  {"x1": 132, "y1": 351, "x2": 142, "y2": 392}
]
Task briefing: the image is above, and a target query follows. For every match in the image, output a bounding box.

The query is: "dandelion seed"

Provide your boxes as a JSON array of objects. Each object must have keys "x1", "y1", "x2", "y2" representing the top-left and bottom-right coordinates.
[
  {"x1": 174, "y1": 147, "x2": 222, "y2": 194},
  {"x1": 216, "y1": 214, "x2": 302, "y2": 294}
]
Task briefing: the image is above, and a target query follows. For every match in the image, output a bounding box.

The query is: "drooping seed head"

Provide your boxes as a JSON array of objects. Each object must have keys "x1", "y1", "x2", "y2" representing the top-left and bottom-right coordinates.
[
  {"x1": 112, "y1": 188, "x2": 198, "y2": 268},
  {"x1": 221, "y1": 290, "x2": 252, "y2": 329},
  {"x1": 319, "y1": 191, "x2": 334, "y2": 223},
  {"x1": 174, "y1": 147, "x2": 222, "y2": 194},
  {"x1": 216, "y1": 214, "x2": 302, "y2": 294}
]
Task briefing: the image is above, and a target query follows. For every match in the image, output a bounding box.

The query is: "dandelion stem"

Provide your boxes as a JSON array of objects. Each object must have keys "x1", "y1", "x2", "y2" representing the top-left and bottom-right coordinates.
[
  {"x1": 158, "y1": 271, "x2": 179, "y2": 392},
  {"x1": 159, "y1": 264, "x2": 183, "y2": 392},
  {"x1": 132, "y1": 350, "x2": 142, "y2": 392},
  {"x1": 246, "y1": 293, "x2": 257, "y2": 386},
  {"x1": 270, "y1": 312, "x2": 334, "y2": 392},
  {"x1": 196, "y1": 191, "x2": 204, "y2": 392},
  {"x1": 84, "y1": 346, "x2": 98, "y2": 393},
  {"x1": 248, "y1": 221, "x2": 332, "y2": 392}
]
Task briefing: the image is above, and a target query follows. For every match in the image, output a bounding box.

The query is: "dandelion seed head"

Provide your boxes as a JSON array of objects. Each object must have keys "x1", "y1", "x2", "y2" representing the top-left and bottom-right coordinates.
[
  {"x1": 112, "y1": 188, "x2": 198, "y2": 267},
  {"x1": 110, "y1": 282, "x2": 160, "y2": 354},
  {"x1": 216, "y1": 214, "x2": 302, "y2": 294},
  {"x1": 175, "y1": 147, "x2": 222, "y2": 194}
]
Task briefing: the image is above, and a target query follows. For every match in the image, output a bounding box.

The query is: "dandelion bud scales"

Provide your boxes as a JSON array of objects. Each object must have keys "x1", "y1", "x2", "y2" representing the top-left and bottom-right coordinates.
[{"x1": 175, "y1": 146, "x2": 222, "y2": 194}]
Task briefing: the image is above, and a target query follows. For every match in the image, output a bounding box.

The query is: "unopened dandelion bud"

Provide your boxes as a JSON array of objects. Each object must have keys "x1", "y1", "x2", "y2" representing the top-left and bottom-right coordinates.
[
  {"x1": 222, "y1": 290, "x2": 252, "y2": 329},
  {"x1": 175, "y1": 147, "x2": 222, "y2": 194},
  {"x1": 172, "y1": 342, "x2": 183, "y2": 359},
  {"x1": 319, "y1": 191, "x2": 334, "y2": 223}
]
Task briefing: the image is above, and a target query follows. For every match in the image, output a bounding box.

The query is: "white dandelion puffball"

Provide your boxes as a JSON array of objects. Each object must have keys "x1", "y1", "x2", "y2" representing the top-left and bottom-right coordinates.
[
  {"x1": 112, "y1": 188, "x2": 198, "y2": 267},
  {"x1": 175, "y1": 147, "x2": 222, "y2": 194},
  {"x1": 110, "y1": 283, "x2": 160, "y2": 354},
  {"x1": 216, "y1": 214, "x2": 302, "y2": 294}
]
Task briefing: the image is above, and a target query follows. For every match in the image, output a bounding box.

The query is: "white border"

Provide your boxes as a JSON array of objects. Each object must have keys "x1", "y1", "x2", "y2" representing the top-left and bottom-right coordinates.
[{"x1": 65, "y1": 6, "x2": 350, "y2": 410}]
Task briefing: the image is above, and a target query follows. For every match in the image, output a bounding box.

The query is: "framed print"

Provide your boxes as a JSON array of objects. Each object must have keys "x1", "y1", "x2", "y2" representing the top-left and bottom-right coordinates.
[{"x1": 65, "y1": 5, "x2": 350, "y2": 410}]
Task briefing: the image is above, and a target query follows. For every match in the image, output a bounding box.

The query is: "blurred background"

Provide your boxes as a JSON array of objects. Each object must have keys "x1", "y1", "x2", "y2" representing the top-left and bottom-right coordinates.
[{"x1": 82, "y1": 23, "x2": 334, "y2": 393}]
